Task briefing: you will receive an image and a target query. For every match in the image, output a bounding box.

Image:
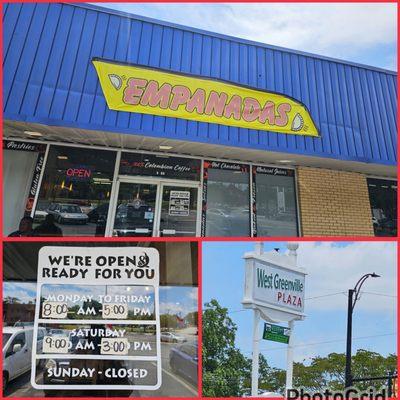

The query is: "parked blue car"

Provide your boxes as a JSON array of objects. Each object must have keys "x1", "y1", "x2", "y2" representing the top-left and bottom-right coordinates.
[{"x1": 169, "y1": 343, "x2": 198, "y2": 385}]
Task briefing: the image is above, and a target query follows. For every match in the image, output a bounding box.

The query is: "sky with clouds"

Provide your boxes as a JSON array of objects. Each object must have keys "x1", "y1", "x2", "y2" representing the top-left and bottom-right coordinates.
[
  {"x1": 203, "y1": 241, "x2": 396, "y2": 369},
  {"x1": 94, "y1": 3, "x2": 397, "y2": 71}
]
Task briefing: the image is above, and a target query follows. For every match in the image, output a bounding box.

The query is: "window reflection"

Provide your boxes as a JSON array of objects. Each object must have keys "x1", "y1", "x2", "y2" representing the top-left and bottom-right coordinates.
[
  {"x1": 367, "y1": 178, "x2": 397, "y2": 237},
  {"x1": 3, "y1": 282, "x2": 198, "y2": 397},
  {"x1": 34, "y1": 146, "x2": 116, "y2": 237},
  {"x1": 204, "y1": 163, "x2": 250, "y2": 237},
  {"x1": 254, "y1": 168, "x2": 298, "y2": 236},
  {"x1": 113, "y1": 183, "x2": 157, "y2": 237},
  {"x1": 160, "y1": 186, "x2": 198, "y2": 237}
]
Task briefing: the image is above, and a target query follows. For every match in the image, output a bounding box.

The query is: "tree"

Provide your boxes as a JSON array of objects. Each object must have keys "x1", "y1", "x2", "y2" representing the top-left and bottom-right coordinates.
[
  {"x1": 160, "y1": 313, "x2": 178, "y2": 329},
  {"x1": 241, "y1": 354, "x2": 286, "y2": 394},
  {"x1": 352, "y1": 350, "x2": 397, "y2": 391},
  {"x1": 259, "y1": 355, "x2": 286, "y2": 393},
  {"x1": 293, "y1": 350, "x2": 397, "y2": 392},
  {"x1": 202, "y1": 299, "x2": 397, "y2": 397},
  {"x1": 185, "y1": 311, "x2": 198, "y2": 326},
  {"x1": 4, "y1": 296, "x2": 20, "y2": 304},
  {"x1": 202, "y1": 299, "x2": 251, "y2": 397}
]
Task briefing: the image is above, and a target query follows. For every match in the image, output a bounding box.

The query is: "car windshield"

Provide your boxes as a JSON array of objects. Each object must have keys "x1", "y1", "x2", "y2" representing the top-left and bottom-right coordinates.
[
  {"x1": 60, "y1": 205, "x2": 82, "y2": 213},
  {"x1": 3, "y1": 333, "x2": 11, "y2": 346}
]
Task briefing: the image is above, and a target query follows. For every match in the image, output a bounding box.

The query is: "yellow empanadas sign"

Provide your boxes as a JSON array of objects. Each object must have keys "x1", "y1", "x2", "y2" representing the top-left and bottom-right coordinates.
[{"x1": 93, "y1": 58, "x2": 319, "y2": 137}]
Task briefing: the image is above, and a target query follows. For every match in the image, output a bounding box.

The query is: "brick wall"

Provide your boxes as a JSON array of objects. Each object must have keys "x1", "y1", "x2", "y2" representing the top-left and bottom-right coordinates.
[{"x1": 297, "y1": 167, "x2": 374, "y2": 236}]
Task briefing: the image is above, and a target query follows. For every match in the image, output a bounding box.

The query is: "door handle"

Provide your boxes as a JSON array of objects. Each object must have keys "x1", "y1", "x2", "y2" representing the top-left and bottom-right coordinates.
[
  {"x1": 134, "y1": 228, "x2": 150, "y2": 234},
  {"x1": 162, "y1": 229, "x2": 176, "y2": 235}
]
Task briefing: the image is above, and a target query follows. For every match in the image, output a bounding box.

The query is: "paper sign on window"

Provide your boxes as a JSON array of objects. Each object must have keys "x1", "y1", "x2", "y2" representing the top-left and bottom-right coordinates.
[
  {"x1": 31, "y1": 246, "x2": 161, "y2": 391},
  {"x1": 169, "y1": 190, "x2": 190, "y2": 216}
]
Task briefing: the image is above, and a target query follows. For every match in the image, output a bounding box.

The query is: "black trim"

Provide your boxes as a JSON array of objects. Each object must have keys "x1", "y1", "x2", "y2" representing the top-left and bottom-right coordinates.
[
  {"x1": 202, "y1": 160, "x2": 249, "y2": 172},
  {"x1": 3, "y1": 140, "x2": 46, "y2": 152},
  {"x1": 201, "y1": 164, "x2": 208, "y2": 237},
  {"x1": 252, "y1": 167, "x2": 257, "y2": 237},
  {"x1": 253, "y1": 165, "x2": 295, "y2": 177},
  {"x1": 3, "y1": 140, "x2": 48, "y2": 217},
  {"x1": 119, "y1": 152, "x2": 201, "y2": 180},
  {"x1": 25, "y1": 152, "x2": 46, "y2": 216}
]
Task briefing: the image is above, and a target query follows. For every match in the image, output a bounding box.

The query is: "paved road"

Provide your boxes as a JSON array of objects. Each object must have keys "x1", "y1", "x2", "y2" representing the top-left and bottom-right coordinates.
[{"x1": 4, "y1": 339, "x2": 197, "y2": 397}]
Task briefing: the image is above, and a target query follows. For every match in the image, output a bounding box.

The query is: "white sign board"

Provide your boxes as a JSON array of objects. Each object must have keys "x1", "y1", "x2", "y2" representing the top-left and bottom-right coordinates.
[
  {"x1": 31, "y1": 246, "x2": 161, "y2": 391},
  {"x1": 253, "y1": 261, "x2": 305, "y2": 313},
  {"x1": 169, "y1": 190, "x2": 190, "y2": 216},
  {"x1": 242, "y1": 251, "x2": 306, "y2": 321}
]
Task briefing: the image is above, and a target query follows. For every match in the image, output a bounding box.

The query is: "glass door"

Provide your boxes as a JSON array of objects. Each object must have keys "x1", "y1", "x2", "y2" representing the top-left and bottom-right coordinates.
[
  {"x1": 158, "y1": 185, "x2": 199, "y2": 237},
  {"x1": 112, "y1": 181, "x2": 158, "y2": 236}
]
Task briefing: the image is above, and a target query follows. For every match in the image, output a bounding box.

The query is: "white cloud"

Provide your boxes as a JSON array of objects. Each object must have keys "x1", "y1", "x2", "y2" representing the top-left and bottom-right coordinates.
[
  {"x1": 293, "y1": 242, "x2": 396, "y2": 313},
  {"x1": 159, "y1": 301, "x2": 196, "y2": 316},
  {"x1": 187, "y1": 288, "x2": 198, "y2": 301},
  {"x1": 3, "y1": 282, "x2": 36, "y2": 304},
  {"x1": 3, "y1": 289, "x2": 35, "y2": 304},
  {"x1": 99, "y1": 3, "x2": 397, "y2": 68}
]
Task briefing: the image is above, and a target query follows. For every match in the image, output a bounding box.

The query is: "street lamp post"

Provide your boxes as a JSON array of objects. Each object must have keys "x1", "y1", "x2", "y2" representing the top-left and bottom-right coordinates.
[{"x1": 345, "y1": 273, "x2": 380, "y2": 389}]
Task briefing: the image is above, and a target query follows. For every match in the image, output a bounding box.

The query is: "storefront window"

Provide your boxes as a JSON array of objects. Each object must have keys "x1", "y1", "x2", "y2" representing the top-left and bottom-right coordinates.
[
  {"x1": 203, "y1": 161, "x2": 250, "y2": 237},
  {"x1": 34, "y1": 146, "x2": 116, "y2": 237},
  {"x1": 113, "y1": 182, "x2": 158, "y2": 237},
  {"x1": 3, "y1": 242, "x2": 198, "y2": 397},
  {"x1": 253, "y1": 166, "x2": 298, "y2": 236},
  {"x1": 367, "y1": 178, "x2": 397, "y2": 237},
  {"x1": 113, "y1": 153, "x2": 201, "y2": 237}
]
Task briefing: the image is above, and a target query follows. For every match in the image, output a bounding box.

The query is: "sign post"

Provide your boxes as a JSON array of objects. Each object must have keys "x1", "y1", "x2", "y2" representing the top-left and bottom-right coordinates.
[
  {"x1": 286, "y1": 320, "x2": 295, "y2": 390},
  {"x1": 242, "y1": 242, "x2": 306, "y2": 396},
  {"x1": 251, "y1": 309, "x2": 261, "y2": 397}
]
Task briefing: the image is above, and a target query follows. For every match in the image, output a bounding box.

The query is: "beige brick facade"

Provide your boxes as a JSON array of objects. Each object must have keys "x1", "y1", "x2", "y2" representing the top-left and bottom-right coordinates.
[{"x1": 297, "y1": 167, "x2": 374, "y2": 236}]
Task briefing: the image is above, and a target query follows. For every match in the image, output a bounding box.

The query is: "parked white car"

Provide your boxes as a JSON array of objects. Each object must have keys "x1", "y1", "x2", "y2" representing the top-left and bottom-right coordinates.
[
  {"x1": 47, "y1": 203, "x2": 89, "y2": 225},
  {"x1": 3, "y1": 327, "x2": 46, "y2": 389},
  {"x1": 160, "y1": 332, "x2": 187, "y2": 343}
]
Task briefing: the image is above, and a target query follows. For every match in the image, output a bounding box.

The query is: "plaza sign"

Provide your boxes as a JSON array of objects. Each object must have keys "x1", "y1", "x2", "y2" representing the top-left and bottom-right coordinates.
[
  {"x1": 242, "y1": 250, "x2": 306, "y2": 320},
  {"x1": 242, "y1": 243, "x2": 306, "y2": 396},
  {"x1": 93, "y1": 58, "x2": 319, "y2": 137},
  {"x1": 254, "y1": 262, "x2": 305, "y2": 313},
  {"x1": 31, "y1": 246, "x2": 161, "y2": 391}
]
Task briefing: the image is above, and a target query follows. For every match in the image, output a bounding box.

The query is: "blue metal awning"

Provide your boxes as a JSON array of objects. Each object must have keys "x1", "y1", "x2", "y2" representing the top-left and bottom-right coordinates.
[{"x1": 3, "y1": 2, "x2": 397, "y2": 166}]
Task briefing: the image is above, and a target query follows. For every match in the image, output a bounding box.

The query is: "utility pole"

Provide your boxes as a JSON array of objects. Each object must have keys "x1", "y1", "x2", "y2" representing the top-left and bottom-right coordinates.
[
  {"x1": 345, "y1": 273, "x2": 380, "y2": 390},
  {"x1": 345, "y1": 289, "x2": 354, "y2": 388}
]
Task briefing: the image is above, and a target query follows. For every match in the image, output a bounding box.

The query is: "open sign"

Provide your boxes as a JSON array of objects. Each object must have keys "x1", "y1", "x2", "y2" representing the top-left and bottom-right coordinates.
[{"x1": 66, "y1": 168, "x2": 92, "y2": 179}]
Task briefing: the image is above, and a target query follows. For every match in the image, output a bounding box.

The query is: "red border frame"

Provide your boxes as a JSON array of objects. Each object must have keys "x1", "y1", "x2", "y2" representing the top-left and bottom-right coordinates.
[
  {"x1": 1, "y1": 237, "x2": 203, "y2": 399},
  {"x1": 0, "y1": 1, "x2": 399, "y2": 400}
]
